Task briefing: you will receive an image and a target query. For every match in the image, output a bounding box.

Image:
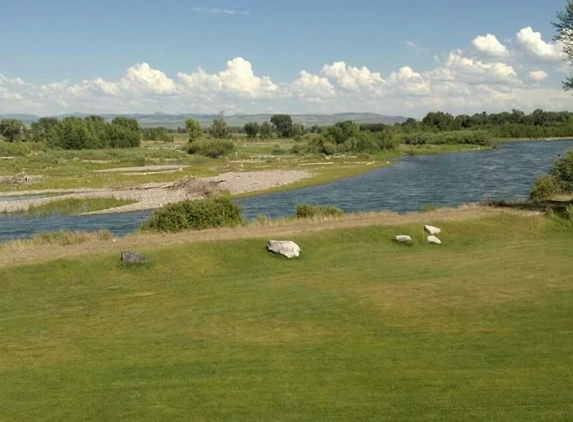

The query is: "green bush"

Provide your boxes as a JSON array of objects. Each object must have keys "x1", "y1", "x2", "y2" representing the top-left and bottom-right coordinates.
[
  {"x1": 401, "y1": 132, "x2": 430, "y2": 145},
  {"x1": 142, "y1": 127, "x2": 174, "y2": 142},
  {"x1": 293, "y1": 131, "x2": 398, "y2": 156},
  {"x1": 141, "y1": 197, "x2": 243, "y2": 233},
  {"x1": 547, "y1": 204, "x2": 573, "y2": 226},
  {"x1": 0, "y1": 141, "x2": 47, "y2": 157},
  {"x1": 551, "y1": 149, "x2": 573, "y2": 192},
  {"x1": 187, "y1": 139, "x2": 235, "y2": 158},
  {"x1": 530, "y1": 175, "x2": 559, "y2": 202},
  {"x1": 296, "y1": 204, "x2": 345, "y2": 219},
  {"x1": 401, "y1": 130, "x2": 492, "y2": 146}
]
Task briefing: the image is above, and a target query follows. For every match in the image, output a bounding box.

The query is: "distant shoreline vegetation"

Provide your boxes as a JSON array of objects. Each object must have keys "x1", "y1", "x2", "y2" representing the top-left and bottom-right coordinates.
[{"x1": 2, "y1": 109, "x2": 573, "y2": 154}]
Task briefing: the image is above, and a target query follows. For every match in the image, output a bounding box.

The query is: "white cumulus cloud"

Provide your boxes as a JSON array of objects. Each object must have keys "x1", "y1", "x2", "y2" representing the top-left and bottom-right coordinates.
[
  {"x1": 321, "y1": 62, "x2": 385, "y2": 92},
  {"x1": 387, "y1": 66, "x2": 431, "y2": 95},
  {"x1": 472, "y1": 34, "x2": 510, "y2": 58},
  {"x1": 178, "y1": 57, "x2": 280, "y2": 99},
  {"x1": 430, "y1": 51, "x2": 518, "y2": 85},
  {"x1": 517, "y1": 27, "x2": 566, "y2": 62},
  {"x1": 291, "y1": 70, "x2": 335, "y2": 102},
  {"x1": 529, "y1": 70, "x2": 549, "y2": 81}
]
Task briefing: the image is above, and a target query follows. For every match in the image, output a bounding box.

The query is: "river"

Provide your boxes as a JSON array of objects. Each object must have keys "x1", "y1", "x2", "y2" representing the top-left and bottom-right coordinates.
[{"x1": 1, "y1": 140, "x2": 571, "y2": 243}]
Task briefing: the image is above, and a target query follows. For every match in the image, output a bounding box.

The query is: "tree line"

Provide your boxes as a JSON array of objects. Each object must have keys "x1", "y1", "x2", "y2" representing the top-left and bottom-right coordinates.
[
  {"x1": 0, "y1": 116, "x2": 141, "y2": 149},
  {"x1": 4, "y1": 109, "x2": 573, "y2": 151}
]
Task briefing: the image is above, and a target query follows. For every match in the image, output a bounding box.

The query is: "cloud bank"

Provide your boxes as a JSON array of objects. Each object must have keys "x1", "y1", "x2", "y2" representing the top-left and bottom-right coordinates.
[{"x1": 0, "y1": 26, "x2": 571, "y2": 117}]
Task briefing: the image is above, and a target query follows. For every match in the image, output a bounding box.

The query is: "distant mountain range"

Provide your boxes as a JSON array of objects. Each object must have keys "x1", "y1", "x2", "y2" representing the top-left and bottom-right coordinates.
[{"x1": 0, "y1": 112, "x2": 408, "y2": 129}]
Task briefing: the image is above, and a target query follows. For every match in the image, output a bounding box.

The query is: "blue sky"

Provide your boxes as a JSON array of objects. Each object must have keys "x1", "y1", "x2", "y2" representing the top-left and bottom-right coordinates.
[{"x1": 1, "y1": 0, "x2": 572, "y2": 116}]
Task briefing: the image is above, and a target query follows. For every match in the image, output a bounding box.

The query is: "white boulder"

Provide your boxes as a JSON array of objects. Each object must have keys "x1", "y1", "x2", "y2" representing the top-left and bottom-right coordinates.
[
  {"x1": 394, "y1": 235, "x2": 413, "y2": 244},
  {"x1": 267, "y1": 240, "x2": 301, "y2": 259},
  {"x1": 424, "y1": 225, "x2": 441, "y2": 235},
  {"x1": 427, "y1": 235, "x2": 442, "y2": 245}
]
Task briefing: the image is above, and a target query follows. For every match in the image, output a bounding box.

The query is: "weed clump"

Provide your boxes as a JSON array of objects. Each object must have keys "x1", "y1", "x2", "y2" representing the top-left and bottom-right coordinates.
[
  {"x1": 530, "y1": 175, "x2": 560, "y2": 202},
  {"x1": 187, "y1": 139, "x2": 235, "y2": 158},
  {"x1": 141, "y1": 197, "x2": 243, "y2": 233},
  {"x1": 296, "y1": 204, "x2": 344, "y2": 219}
]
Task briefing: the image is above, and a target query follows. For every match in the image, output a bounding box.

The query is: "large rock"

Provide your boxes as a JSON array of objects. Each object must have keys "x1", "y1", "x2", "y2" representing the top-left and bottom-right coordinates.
[
  {"x1": 121, "y1": 250, "x2": 150, "y2": 265},
  {"x1": 424, "y1": 225, "x2": 442, "y2": 235},
  {"x1": 427, "y1": 236, "x2": 442, "y2": 245},
  {"x1": 394, "y1": 235, "x2": 413, "y2": 244},
  {"x1": 267, "y1": 240, "x2": 301, "y2": 259}
]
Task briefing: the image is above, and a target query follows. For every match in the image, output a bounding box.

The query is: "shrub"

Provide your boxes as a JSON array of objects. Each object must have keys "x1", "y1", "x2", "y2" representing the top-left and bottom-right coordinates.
[
  {"x1": 141, "y1": 197, "x2": 243, "y2": 233},
  {"x1": 402, "y1": 132, "x2": 430, "y2": 145},
  {"x1": 547, "y1": 204, "x2": 573, "y2": 226},
  {"x1": 296, "y1": 204, "x2": 345, "y2": 219},
  {"x1": 187, "y1": 139, "x2": 235, "y2": 158},
  {"x1": 530, "y1": 175, "x2": 559, "y2": 202},
  {"x1": 551, "y1": 149, "x2": 573, "y2": 192},
  {"x1": 142, "y1": 127, "x2": 174, "y2": 142},
  {"x1": 400, "y1": 130, "x2": 492, "y2": 146},
  {"x1": 0, "y1": 141, "x2": 47, "y2": 157},
  {"x1": 293, "y1": 130, "x2": 398, "y2": 156}
]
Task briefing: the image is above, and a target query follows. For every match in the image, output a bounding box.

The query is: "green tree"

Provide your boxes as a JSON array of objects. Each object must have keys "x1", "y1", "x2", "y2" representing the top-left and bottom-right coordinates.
[
  {"x1": 46, "y1": 115, "x2": 140, "y2": 150},
  {"x1": 47, "y1": 117, "x2": 93, "y2": 150},
  {"x1": 270, "y1": 114, "x2": 293, "y2": 138},
  {"x1": 0, "y1": 119, "x2": 25, "y2": 142},
  {"x1": 30, "y1": 117, "x2": 58, "y2": 142},
  {"x1": 209, "y1": 112, "x2": 230, "y2": 139},
  {"x1": 142, "y1": 127, "x2": 174, "y2": 142},
  {"x1": 555, "y1": 1, "x2": 573, "y2": 90},
  {"x1": 84, "y1": 115, "x2": 109, "y2": 149},
  {"x1": 244, "y1": 122, "x2": 260, "y2": 139},
  {"x1": 185, "y1": 118, "x2": 203, "y2": 142},
  {"x1": 112, "y1": 116, "x2": 140, "y2": 133},
  {"x1": 422, "y1": 112, "x2": 456, "y2": 131},
  {"x1": 292, "y1": 123, "x2": 306, "y2": 138},
  {"x1": 259, "y1": 121, "x2": 273, "y2": 139}
]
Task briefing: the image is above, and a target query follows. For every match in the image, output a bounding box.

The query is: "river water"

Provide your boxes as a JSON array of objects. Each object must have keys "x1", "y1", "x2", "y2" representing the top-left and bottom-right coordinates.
[{"x1": 1, "y1": 140, "x2": 571, "y2": 243}]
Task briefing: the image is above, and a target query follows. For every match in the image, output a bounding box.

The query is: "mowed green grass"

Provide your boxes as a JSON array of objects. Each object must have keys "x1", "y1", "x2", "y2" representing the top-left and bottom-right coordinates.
[{"x1": 1, "y1": 214, "x2": 572, "y2": 421}]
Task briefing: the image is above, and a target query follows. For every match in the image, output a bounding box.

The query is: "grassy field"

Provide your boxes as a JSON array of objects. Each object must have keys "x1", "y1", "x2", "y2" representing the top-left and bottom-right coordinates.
[{"x1": 1, "y1": 213, "x2": 572, "y2": 421}]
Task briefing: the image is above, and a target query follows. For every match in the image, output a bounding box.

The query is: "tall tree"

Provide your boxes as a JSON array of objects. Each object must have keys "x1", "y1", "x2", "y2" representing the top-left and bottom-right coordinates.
[
  {"x1": 422, "y1": 112, "x2": 455, "y2": 131},
  {"x1": 112, "y1": 116, "x2": 140, "y2": 133},
  {"x1": 185, "y1": 118, "x2": 203, "y2": 142},
  {"x1": 270, "y1": 114, "x2": 293, "y2": 138},
  {"x1": 209, "y1": 112, "x2": 230, "y2": 139},
  {"x1": 0, "y1": 119, "x2": 25, "y2": 142},
  {"x1": 555, "y1": 1, "x2": 573, "y2": 89},
  {"x1": 259, "y1": 121, "x2": 273, "y2": 139},
  {"x1": 30, "y1": 117, "x2": 58, "y2": 142},
  {"x1": 244, "y1": 122, "x2": 260, "y2": 139}
]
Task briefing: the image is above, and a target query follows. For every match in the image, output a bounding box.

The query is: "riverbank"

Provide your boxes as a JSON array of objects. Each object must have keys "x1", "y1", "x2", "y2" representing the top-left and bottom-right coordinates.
[
  {"x1": 0, "y1": 170, "x2": 310, "y2": 214},
  {"x1": 0, "y1": 144, "x2": 485, "y2": 215},
  {"x1": 2, "y1": 210, "x2": 572, "y2": 421},
  {"x1": 0, "y1": 205, "x2": 540, "y2": 267},
  {"x1": 494, "y1": 136, "x2": 573, "y2": 143}
]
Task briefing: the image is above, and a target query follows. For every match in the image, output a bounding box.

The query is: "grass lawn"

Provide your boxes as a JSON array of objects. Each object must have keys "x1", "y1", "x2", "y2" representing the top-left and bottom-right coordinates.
[{"x1": 2, "y1": 214, "x2": 571, "y2": 421}]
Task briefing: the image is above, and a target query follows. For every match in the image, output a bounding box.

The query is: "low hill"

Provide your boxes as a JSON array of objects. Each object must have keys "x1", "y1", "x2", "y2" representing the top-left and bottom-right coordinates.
[{"x1": 1, "y1": 112, "x2": 408, "y2": 129}]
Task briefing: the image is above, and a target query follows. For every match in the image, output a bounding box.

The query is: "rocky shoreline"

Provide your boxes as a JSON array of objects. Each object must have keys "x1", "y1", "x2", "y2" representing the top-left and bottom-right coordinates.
[{"x1": 0, "y1": 170, "x2": 310, "y2": 215}]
